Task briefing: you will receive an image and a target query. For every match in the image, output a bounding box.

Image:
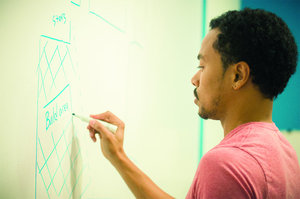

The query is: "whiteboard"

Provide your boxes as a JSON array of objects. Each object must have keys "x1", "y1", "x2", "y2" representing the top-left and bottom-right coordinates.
[{"x1": 0, "y1": 0, "x2": 201, "y2": 198}]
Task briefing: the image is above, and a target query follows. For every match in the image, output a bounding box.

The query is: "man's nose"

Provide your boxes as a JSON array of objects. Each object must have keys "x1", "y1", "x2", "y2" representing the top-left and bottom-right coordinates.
[{"x1": 191, "y1": 72, "x2": 199, "y2": 87}]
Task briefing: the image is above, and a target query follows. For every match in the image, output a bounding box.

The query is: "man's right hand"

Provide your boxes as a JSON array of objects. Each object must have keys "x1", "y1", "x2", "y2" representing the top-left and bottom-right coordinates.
[{"x1": 87, "y1": 111, "x2": 126, "y2": 165}]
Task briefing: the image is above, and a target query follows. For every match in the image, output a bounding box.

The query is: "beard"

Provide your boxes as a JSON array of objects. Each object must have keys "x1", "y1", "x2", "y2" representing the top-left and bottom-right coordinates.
[
  {"x1": 198, "y1": 95, "x2": 221, "y2": 120},
  {"x1": 194, "y1": 76, "x2": 226, "y2": 120},
  {"x1": 194, "y1": 88, "x2": 199, "y2": 100},
  {"x1": 194, "y1": 73, "x2": 227, "y2": 120},
  {"x1": 198, "y1": 107, "x2": 210, "y2": 120}
]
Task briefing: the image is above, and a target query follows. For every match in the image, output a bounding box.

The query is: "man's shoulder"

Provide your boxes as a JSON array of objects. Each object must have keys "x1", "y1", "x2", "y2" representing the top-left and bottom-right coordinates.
[
  {"x1": 191, "y1": 147, "x2": 267, "y2": 198},
  {"x1": 201, "y1": 146, "x2": 262, "y2": 170}
]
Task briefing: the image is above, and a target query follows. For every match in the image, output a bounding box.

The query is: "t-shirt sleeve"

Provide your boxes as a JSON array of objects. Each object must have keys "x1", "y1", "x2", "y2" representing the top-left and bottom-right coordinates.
[{"x1": 187, "y1": 147, "x2": 267, "y2": 199}]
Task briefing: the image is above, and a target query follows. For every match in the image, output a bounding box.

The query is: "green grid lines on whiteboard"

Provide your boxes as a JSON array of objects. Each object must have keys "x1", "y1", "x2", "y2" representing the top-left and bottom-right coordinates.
[{"x1": 36, "y1": 35, "x2": 90, "y2": 198}]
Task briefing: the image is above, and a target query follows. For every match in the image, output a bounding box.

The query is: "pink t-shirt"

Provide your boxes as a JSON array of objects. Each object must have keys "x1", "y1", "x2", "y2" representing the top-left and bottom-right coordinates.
[{"x1": 186, "y1": 122, "x2": 300, "y2": 199}]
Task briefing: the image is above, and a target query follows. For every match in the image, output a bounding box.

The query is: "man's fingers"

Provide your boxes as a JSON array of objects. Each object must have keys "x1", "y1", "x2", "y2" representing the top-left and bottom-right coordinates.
[
  {"x1": 89, "y1": 119, "x2": 111, "y2": 138},
  {"x1": 87, "y1": 125, "x2": 98, "y2": 142},
  {"x1": 90, "y1": 131, "x2": 96, "y2": 142},
  {"x1": 90, "y1": 111, "x2": 125, "y2": 130}
]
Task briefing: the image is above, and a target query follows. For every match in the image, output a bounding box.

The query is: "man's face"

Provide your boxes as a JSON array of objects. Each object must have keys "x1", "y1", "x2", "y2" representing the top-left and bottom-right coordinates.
[{"x1": 191, "y1": 28, "x2": 229, "y2": 120}]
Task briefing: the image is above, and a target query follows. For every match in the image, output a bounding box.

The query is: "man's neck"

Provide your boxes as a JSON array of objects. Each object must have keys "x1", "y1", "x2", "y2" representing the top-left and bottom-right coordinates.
[{"x1": 220, "y1": 95, "x2": 273, "y2": 137}]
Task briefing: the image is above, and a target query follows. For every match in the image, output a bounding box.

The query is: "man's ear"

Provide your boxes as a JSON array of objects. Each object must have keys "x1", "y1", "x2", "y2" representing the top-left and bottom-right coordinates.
[{"x1": 232, "y1": 61, "x2": 250, "y2": 90}]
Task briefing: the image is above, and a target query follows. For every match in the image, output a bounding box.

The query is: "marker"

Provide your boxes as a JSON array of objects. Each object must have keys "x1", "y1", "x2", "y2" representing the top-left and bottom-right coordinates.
[{"x1": 72, "y1": 113, "x2": 117, "y2": 133}]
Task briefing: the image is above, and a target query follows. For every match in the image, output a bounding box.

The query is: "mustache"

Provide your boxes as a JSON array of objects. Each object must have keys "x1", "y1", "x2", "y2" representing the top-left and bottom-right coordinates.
[{"x1": 194, "y1": 88, "x2": 199, "y2": 100}]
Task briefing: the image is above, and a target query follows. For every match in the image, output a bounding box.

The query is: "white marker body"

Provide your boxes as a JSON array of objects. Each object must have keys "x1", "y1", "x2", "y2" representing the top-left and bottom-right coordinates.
[{"x1": 73, "y1": 114, "x2": 117, "y2": 133}]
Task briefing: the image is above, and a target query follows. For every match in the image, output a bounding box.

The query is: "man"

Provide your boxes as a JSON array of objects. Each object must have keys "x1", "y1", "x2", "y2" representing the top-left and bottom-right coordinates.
[{"x1": 87, "y1": 8, "x2": 300, "y2": 198}]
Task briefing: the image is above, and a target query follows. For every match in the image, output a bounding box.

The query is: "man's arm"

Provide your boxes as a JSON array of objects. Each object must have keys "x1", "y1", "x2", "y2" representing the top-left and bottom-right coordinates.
[{"x1": 87, "y1": 111, "x2": 174, "y2": 199}]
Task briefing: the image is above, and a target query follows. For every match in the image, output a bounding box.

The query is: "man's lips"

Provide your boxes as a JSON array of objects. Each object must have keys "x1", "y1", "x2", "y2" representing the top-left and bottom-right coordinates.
[{"x1": 194, "y1": 88, "x2": 199, "y2": 100}]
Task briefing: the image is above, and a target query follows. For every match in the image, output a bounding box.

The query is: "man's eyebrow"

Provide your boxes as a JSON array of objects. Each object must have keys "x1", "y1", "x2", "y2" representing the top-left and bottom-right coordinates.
[{"x1": 197, "y1": 53, "x2": 205, "y2": 60}]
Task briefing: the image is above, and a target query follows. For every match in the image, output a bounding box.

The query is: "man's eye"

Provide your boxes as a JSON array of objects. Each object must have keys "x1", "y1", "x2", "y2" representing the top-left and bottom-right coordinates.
[{"x1": 198, "y1": 66, "x2": 204, "y2": 70}]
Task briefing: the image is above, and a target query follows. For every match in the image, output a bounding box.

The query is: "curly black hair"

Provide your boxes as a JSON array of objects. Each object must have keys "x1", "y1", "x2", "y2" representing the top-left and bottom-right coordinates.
[{"x1": 209, "y1": 8, "x2": 298, "y2": 100}]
